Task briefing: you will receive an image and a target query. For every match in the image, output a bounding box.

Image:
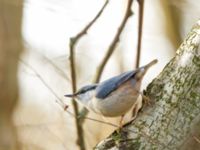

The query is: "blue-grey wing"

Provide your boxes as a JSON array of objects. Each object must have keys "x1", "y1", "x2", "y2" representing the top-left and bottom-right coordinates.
[{"x1": 95, "y1": 70, "x2": 138, "y2": 99}]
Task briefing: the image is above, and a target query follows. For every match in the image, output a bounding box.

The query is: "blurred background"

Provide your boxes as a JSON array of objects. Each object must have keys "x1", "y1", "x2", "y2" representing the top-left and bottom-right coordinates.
[{"x1": 0, "y1": 0, "x2": 200, "y2": 149}]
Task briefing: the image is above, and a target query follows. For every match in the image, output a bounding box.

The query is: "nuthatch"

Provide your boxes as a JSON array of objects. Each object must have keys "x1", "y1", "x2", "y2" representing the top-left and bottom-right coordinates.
[{"x1": 65, "y1": 59, "x2": 158, "y2": 126}]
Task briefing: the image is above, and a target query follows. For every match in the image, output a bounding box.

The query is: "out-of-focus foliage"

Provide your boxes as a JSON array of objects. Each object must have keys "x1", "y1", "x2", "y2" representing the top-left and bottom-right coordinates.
[{"x1": 0, "y1": 0, "x2": 23, "y2": 149}]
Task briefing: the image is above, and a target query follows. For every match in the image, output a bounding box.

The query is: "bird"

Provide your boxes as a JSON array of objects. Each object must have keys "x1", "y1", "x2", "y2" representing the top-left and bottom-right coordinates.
[{"x1": 65, "y1": 59, "x2": 158, "y2": 127}]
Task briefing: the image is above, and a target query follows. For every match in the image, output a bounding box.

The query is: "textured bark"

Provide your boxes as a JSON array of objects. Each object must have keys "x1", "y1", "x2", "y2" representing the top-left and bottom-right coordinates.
[
  {"x1": 94, "y1": 20, "x2": 200, "y2": 150},
  {"x1": 0, "y1": 0, "x2": 23, "y2": 150}
]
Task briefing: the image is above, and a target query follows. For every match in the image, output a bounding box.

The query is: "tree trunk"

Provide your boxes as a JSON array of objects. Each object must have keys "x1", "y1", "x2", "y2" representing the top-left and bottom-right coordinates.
[
  {"x1": 94, "y1": 20, "x2": 200, "y2": 150},
  {"x1": 0, "y1": 0, "x2": 23, "y2": 150}
]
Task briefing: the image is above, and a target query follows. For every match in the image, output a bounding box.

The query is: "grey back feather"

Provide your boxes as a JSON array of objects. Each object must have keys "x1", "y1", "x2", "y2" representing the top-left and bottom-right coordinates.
[{"x1": 95, "y1": 70, "x2": 138, "y2": 99}]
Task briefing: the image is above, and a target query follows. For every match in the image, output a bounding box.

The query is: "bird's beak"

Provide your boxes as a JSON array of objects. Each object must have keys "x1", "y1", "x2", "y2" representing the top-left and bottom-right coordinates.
[{"x1": 64, "y1": 94, "x2": 76, "y2": 98}]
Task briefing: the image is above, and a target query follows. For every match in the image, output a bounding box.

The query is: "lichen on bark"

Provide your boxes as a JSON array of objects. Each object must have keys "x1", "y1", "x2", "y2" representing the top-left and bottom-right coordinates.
[{"x1": 94, "y1": 20, "x2": 200, "y2": 150}]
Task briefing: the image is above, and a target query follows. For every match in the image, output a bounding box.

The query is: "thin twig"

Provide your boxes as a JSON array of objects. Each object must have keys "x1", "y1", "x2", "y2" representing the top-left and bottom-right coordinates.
[
  {"x1": 42, "y1": 55, "x2": 70, "y2": 81},
  {"x1": 79, "y1": 0, "x2": 134, "y2": 122},
  {"x1": 70, "y1": 0, "x2": 109, "y2": 44},
  {"x1": 135, "y1": 0, "x2": 144, "y2": 68},
  {"x1": 68, "y1": 1, "x2": 109, "y2": 150},
  {"x1": 20, "y1": 59, "x2": 65, "y2": 107},
  {"x1": 24, "y1": 42, "x2": 70, "y2": 82}
]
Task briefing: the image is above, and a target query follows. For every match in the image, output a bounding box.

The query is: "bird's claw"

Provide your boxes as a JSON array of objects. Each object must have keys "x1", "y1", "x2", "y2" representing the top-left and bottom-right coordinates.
[{"x1": 142, "y1": 95, "x2": 151, "y2": 106}]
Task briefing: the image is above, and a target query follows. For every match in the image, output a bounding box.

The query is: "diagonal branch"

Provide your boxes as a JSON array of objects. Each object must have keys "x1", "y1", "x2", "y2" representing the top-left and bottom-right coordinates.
[
  {"x1": 42, "y1": 55, "x2": 70, "y2": 81},
  {"x1": 70, "y1": 0, "x2": 109, "y2": 44},
  {"x1": 19, "y1": 59, "x2": 66, "y2": 108}
]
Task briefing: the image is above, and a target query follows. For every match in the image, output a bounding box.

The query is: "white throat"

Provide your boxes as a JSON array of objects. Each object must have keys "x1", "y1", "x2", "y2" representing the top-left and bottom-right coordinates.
[{"x1": 76, "y1": 90, "x2": 95, "y2": 106}]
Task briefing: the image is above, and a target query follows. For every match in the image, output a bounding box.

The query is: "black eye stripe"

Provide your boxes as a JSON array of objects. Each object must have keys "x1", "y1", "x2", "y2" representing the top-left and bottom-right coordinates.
[
  {"x1": 80, "y1": 90, "x2": 86, "y2": 94},
  {"x1": 77, "y1": 84, "x2": 98, "y2": 94}
]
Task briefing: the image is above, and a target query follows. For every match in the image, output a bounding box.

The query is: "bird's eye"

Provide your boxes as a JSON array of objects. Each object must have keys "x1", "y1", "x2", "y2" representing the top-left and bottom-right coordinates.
[{"x1": 78, "y1": 89, "x2": 85, "y2": 94}]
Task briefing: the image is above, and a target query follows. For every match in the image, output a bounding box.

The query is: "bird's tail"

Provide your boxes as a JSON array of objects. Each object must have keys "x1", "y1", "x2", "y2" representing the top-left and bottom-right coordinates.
[
  {"x1": 143, "y1": 59, "x2": 158, "y2": 70},
  {"x1": 135, "y1": 59, "x2": 158, "y2": 80}
]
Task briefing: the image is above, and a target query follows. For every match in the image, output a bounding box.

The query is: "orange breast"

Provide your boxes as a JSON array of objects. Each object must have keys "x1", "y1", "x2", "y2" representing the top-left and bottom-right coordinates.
[{"x1": 92, "y1": 79, "x2": 141, "y2": 117}]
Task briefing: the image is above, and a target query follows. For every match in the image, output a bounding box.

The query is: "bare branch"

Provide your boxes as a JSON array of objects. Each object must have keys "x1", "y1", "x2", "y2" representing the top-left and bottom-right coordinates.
[
  {"x1": 68, "y1": 1, "x2": 109, "y2": 150},
  {"x1": 68, "y1": 49, "x2": 86, "y2": 150},
  {"x1": 42, "y1": 55, "x2": 70, "y2": 81},
  {"x1": 135, "y1": 0, "x2": 144, "y2": 68}
]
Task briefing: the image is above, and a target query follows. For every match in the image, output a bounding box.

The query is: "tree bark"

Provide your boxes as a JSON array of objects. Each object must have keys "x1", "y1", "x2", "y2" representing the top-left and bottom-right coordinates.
[
  {"x1": 0, "y1": 0, "x2": 23, "y2": 150},
  {"x1": 94, "y1": 20, "x2": 200, "y2": 150}
]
